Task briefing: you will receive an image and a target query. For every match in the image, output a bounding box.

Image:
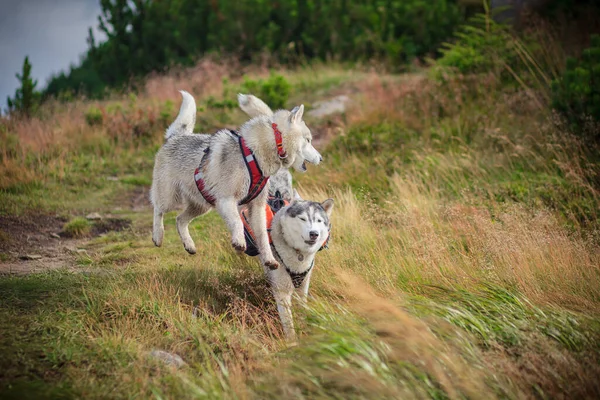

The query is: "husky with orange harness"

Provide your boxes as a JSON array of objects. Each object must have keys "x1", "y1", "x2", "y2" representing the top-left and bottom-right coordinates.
[
  {"x1": 150, "y1": 91, "x2": 322, "y2": 271},
  {"x1": 240, "y1": 169, "x2": 333, "y2": 340}
]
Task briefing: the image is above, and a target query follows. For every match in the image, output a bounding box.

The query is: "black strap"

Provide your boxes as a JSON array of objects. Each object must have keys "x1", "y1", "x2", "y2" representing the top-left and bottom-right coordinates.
[{"x1": 273, "y1": 247, "x2": 314, "y2": 288}]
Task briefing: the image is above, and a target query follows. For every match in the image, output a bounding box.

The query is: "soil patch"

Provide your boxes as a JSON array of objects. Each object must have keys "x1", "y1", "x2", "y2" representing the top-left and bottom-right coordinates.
[
  {"x1": 0, "y1": 214, "x2": 131, "y2": 275},
  {"x1": 91, "y1": 218, "x2": 132, "y2": 235}
]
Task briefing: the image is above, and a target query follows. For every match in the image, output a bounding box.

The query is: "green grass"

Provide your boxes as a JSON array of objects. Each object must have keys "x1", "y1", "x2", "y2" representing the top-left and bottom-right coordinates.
[
  {"x1": 62, "y1": 217, "x2": 91, "y2": 238},
  {"x1": 1, "y1": 64, "x2": 599, "y2": 398}
]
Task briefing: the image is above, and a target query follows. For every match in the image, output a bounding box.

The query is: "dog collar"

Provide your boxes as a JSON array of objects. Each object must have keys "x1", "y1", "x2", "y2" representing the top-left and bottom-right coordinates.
[
  {"x1": 273, "y1": 246, "x2": 314, "y2": 288},
  {"x1": 271, "y1": 123, "x2": 287, "y2": 159}
]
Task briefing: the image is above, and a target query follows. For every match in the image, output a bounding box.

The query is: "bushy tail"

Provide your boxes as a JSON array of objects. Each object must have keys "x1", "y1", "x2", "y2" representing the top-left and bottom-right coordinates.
[{"x1": 165, "y1": 90, "x2": 196, "y2": 140}]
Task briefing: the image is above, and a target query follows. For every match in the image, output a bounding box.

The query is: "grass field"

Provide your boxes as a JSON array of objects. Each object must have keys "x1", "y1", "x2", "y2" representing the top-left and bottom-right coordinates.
[{"x1": 1, "y1": 61, "x2": 599, "y2": 399}]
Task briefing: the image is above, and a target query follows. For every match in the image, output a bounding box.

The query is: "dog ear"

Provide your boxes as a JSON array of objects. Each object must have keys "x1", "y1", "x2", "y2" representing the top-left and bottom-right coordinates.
[
  {"x1": 321, "y1": 198, "x2": 334, "y2": 217},
  {"x1": 238, "y1": 93, "x2": 274, "y2": 117},
  {"x1": 292, "y1": 189, "x2": 303, "y2": 202},
  {"x1": 289, "y1": 104, "x2": 304, "y2": 124}
]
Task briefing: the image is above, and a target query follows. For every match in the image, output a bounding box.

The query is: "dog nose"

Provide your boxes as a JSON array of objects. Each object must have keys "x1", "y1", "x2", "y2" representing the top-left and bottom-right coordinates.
[
  {"x1": 309, "y1": 231, "x2": 319, "y2": 240},
  {"x1": 319, "y1": 156, "x2": 323, "y2": 163}
]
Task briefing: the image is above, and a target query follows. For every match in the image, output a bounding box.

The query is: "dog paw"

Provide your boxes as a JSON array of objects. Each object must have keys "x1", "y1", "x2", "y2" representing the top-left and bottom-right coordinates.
[
  {"x1": 232, "y1": 242, "x2": 246, "y2": 252},
  {"x1": 265, "y1": 259, "x2": 280, "y2": 270},
  {"x1": 183, "y1": 244, "x2": 197, "y2": 255},
  {"x1": 152, "y1": 238, "x2": 162, "y2": 247}
]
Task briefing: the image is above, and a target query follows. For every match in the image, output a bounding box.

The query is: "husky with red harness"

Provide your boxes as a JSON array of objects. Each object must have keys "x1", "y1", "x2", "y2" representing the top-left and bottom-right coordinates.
[
  {"x1": 150, "y1": 91, "x2": 322, "y2": 271},
  {"x1": 240, "y1": 169, "x2": 333, "y2": 340}
]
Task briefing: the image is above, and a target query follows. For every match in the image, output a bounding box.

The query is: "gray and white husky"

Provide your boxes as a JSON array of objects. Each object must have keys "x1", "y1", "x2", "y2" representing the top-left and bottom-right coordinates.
[
  {"x1": 150, "y1": 91, "x2": 322, "y2": 270},
  {"x1": 262, "y1": 171, "x2": 334, "y2": 340},
  {"x1": 239, "y1": 96, "x2": 333, "y2": 341}
]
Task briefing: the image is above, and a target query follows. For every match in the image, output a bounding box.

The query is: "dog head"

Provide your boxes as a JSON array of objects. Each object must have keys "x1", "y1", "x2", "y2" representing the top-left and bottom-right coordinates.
[
  {"x1": 279, "y1": 195, "x2": 334, "y2": 253},
  {"x1": 238, "y1": 94, "x2": 322, "y2": 172},
  {"x1": 285, "y1": 105, "x2": 323, "y2": 173}
]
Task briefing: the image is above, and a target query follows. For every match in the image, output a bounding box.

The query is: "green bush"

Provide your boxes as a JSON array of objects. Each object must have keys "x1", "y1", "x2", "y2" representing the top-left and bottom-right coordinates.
[
  {"x1": 242, "y1": 73, "x2": 291, "y2": 109},
  {"x1": 551, "y1": 34, "x2": 600, "y2": 139},
  {"x1": 206, "y1": 96, "x2": 237, "y2": 110},
  {"x1": 433, "y1": 7, "x2": 516, "y2": 79},
  {"x1": 85, "y1": 106, "x2": 104, "y2": 126}
]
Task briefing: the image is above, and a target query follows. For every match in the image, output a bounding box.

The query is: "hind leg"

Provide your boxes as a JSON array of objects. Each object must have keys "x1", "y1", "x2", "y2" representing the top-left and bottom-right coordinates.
[
  {"x1": 176, "y1": 203, "x2": 208, "y2": 254},
  {"x1": 152, "y1": 208, "x2": 165, "y2": 247}
]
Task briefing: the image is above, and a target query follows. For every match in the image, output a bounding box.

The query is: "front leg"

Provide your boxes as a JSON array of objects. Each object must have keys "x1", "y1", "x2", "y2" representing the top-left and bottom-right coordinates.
[
  {"x1": 294, "y1": 268, "x2": 313, "y2": 306},
  {"x1": 273, "y1": 289, "x2": 296, "y2": 342},
  {"x1": 216, "y1": 197, "x2": 246, "y2": 252},
  {"x1": 248, "y1": 196, "x2": 279, "y2": 270}
]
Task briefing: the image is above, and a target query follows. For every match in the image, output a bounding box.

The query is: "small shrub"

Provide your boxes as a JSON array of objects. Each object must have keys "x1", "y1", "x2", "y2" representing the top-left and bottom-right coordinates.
[
  {"x1": 242, "y1": 73, "x2": 291, "y2": 109},
  {"x1": 62, "y1": 217, "x2": 91, "y2": 238},
  {"x1": 551, "y1": 34, "x2": 600, "y2": 140},
  {"x1": 85, "y1": 106, "x2": 104, "y2": 126},
  {"x1": 206, "y1": 96, "x2": 236, "y2": 110},
  {"x1": 433, "y1": 7, "x2": 516, "y2": 80}
]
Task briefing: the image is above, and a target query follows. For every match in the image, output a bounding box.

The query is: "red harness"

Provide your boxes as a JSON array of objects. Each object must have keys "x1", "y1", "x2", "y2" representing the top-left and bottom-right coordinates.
[
  {"x1": 195, "y1": 130, "x2": 270, "y2": 206},
  {"x1": 195, "y1": 125, "x2": 287, "y2": 206}
]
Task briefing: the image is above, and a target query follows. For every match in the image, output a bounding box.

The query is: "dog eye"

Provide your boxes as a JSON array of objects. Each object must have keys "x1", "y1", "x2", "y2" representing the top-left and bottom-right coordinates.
[
  {"x1": 299, "y1": 217, "x2": 307, "y2": 222},
  {"x1": 317, "y1": 219, "x2": 322, "y2": 223},
  {"x1": 306, "y1": 138, "x2": 310, "y2": 143}
]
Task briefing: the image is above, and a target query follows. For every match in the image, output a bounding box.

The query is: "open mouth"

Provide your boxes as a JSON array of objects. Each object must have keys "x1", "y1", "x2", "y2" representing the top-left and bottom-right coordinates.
[
  {"x1": 304, "y1": 239, "x2": 317, "y2": 246},
  {"x1": 301, "y1": 161, "x2": 307, "y2": 171}
]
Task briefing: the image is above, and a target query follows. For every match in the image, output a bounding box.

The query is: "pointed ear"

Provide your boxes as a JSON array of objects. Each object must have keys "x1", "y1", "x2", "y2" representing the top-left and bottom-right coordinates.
[
  {"x1": 321, "y1": 198, "x2": 334, "y2": 217},
  {"x1": 289, "y1": 104, "x2": 304, "y2": 124},
  {"x1": 292, "y1": 189, "x2": 303, "y2": 202},
  {"x1": 238, "y1": 93, "x2": 274, "y2": 117}
]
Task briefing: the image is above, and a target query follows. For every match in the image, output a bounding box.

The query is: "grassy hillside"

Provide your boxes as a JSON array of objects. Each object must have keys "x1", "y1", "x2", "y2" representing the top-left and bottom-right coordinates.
[{"x1": 1, "y1": 58, "x2": 599, "y2": 399}]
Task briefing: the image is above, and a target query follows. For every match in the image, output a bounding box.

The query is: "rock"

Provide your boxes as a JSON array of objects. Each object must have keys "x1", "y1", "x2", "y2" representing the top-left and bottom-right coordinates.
[
  {"x1": 19, "y1": 254, "x2": 42, "y2": 260},
  {"x1": 307, "y1": 95, "x2": 350, "y2": 119},
  {"x1": 106, "y1": 176, "x2": 119, "y2": 181},
  {"x1": 148, "y1": 350, "x2": 187, "y2": 368},
  {"x1": 50, "y1": 233, "x2": 61, "y2": 239},
  {"x1": 86, "y1": 212, "x2": 102, "y2": 220}
]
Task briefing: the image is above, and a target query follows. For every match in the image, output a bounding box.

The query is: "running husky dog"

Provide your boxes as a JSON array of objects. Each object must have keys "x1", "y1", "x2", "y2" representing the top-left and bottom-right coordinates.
[
  {"x1": 150, "y1": 91, "x2": 322, "y2": 270},
  {"x1": 242, "y1": 169, "x2": 333, "y2": 340}
]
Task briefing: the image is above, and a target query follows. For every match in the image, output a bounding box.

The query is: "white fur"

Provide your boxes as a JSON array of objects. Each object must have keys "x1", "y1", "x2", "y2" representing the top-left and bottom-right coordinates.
[
  {"x1": 267, "y1": 194, "x2": 334, "y2": 341},
  {"x1": 237, "y1": 93, "x2": 323, "y2": 172},
  {"x1": 151, "y1": 91, "x2": 319, "y2": 271},
  {"x1": 165, "y1": 90, "x2": 196, "y2": 139}
]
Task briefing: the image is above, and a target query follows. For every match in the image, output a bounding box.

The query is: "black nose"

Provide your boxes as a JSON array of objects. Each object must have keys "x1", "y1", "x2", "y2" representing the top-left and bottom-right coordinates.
[
  {"x1": 319, "y1": 156, "x2": 323, "y2": 162},
  {"x1": 309, "y1": 231, "x2": 319, "y2": 240}
]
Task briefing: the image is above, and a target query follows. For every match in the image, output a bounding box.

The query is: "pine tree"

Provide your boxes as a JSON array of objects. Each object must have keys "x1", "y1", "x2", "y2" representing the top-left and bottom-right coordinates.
[{"x1": 6, "y1": 56, "x2": 40, "y2": 117}]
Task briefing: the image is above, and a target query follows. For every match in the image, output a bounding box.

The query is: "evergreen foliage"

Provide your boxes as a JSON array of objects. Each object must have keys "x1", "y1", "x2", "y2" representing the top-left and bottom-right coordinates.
[
  {"x1": 44, "y1": 0, "x2": 467, "y2": 99},
  {"x1": 6, "y1": 56, "x2": 41, "y2": 117},
  {"x1": 551, "y1": 34, "x2": 600, "y2": 139}
]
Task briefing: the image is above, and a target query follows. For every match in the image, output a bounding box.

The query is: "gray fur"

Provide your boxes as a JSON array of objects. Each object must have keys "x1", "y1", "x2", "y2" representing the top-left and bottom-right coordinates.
[
  {"x1": 268, "y1": 169, "x2": 293, "y2": 201},
  {"x1": 151, "y1": 91, "x2": 320, "y2": 270},
  {"x1": 268, "y1": 195, "x2": 334, "y2": 341}
]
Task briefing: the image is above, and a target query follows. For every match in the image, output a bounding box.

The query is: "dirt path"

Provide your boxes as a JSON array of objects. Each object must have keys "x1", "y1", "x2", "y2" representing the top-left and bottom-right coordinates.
[
  {"x1": 0, "y1": 214, "x2": 86, "y2": 275},
  {"x1": 0, "y1": 188, "x2": 145, "y2": 275}
]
